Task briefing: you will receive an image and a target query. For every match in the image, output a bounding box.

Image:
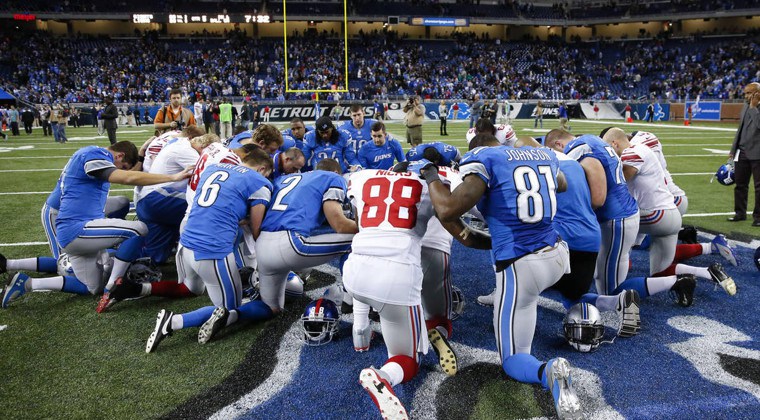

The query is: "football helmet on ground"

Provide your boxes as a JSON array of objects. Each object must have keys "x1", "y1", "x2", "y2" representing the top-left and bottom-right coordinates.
[
  {"x1": 563, "y1": 303, "x2": 605, "y2": 352},
  {"x1": 300, "y1": 298, "x2": 340, "y2": 346}
]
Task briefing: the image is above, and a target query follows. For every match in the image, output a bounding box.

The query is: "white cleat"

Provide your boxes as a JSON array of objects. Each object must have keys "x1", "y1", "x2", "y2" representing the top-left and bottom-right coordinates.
[
  {"x1": 359, "y1": 367, "x2": 408, "y2": 420},
  {"x1": 547, "y1": 357, "x2": 583, "y2": 420},
  {"x1": 476, "y1": 290, "x2": 496, "y2": 306}
]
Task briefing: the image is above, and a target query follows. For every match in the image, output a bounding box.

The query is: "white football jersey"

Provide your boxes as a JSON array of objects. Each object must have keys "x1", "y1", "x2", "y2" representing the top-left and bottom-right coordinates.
[
  {"x1": 621, "y1": 144, "x2": 676, "y2": 212},
  {"x1": 466, "y1": 123, "x2": 517, "y2": 147},
  {"x1": 348, "y1": 169, "x2": 433, "y2": 265},
  {"x1": 629, "y1": 131, "x2": 685, "y2": 197},
  {"x1": 141, "y1": 138, "x2": 199, "y2": 199},
  {"x1": 186, "y1": 142, "x2": 241, "y2": 209},
  {"x1": 421, "y1": 166, "x2": 462, "y2": 253}
]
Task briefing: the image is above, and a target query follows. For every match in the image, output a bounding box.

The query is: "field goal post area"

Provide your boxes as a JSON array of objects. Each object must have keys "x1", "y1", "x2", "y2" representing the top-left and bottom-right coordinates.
[{"x1": 282, "y1": 0, "x2": 350, "y2": 94}]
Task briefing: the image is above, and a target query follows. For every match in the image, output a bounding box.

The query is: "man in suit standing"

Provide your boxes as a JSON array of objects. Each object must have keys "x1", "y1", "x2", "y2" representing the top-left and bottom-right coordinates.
[
  {"x1": 728, "y1": 82, "x2": 760, "y2": 226},
  {"x1": 102, "y1": 96, "x2": 119, "y2": 145}
]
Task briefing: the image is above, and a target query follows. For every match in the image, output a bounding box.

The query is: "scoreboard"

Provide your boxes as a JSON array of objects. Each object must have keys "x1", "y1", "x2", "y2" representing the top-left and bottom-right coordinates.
[{"x1": 132, "y1": 14, "x2": 271, "y2": 24}]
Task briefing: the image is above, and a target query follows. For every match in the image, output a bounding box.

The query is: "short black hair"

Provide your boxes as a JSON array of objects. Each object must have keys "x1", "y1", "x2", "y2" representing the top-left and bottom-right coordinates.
[
  {"x1": 109, "y1": 141, "x2": 139, "y2": 167},
  {"x1": 422, "y1": 147, "x2": 442, "y2": 164}
]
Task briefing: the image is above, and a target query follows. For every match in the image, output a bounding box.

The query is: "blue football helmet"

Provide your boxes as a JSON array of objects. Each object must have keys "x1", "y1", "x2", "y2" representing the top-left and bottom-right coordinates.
[
  {"x1": 715, "y1": 163, "x2": 735, "y2": 186},
  {"x1": 300, "y1": 298, "x2": 340, "y2": 346},
  {"x1": 563, "y1": 303, "x2": 605, "y2": 352}
]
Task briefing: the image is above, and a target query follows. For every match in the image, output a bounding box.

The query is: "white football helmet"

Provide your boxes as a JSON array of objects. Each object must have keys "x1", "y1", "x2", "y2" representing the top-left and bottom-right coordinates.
[
  {"x1": 563, "y1": 303, "x2": 605, "y2": 352},
  {"x1": 56, "y1": 253, "x2": 75, "y2": 277},
  {"x1": 451, "y1": 286, "x2": 465, "y2": 321}
]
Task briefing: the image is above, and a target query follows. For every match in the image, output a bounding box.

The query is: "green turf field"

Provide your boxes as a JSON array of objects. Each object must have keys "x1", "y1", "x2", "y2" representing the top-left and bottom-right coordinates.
[{"x1": 0, "y1": 118, "x2": 756, "y2": 419}]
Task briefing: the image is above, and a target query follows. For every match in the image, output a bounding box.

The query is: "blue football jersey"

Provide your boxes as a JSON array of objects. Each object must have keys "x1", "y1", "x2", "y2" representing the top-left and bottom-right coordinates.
[
  {"x1": 563, "y1": 134, "x2": 638, "y2": 222},
  {"x1": 181, "y1": 163, "x2": 272, "y2": 260},
  {"x1": 357, "y1": 137, "x2": 405, "y2": 170},
  {"x1": 406, "y1": 142, "x2": 461, "y2": 166},
  {"x1": 554, "y1": 154, "x2": 601, "y2": 252},
  {"x1": 55, "y1": 146, "x2": 117, "y2": 248},
  {"x1": 278, "y1": 134, "x2": 305, "y2": 153},
  {"x1": 301, "y1": 129, "x2": 359, "y2": 173},
  {"x1": 261, "y1": 170, "x2": 347, "y2": 236},
  {"x1": 340, "y1": 118, "x2": 377, "y2": 154},
  {"x1": 458, "y1": 146, "x2": 559, "y2": 263},
  {"x1": 46, "y1": 178, "x2": 63, "y2": 210},
  {"x1": 227, "y1": 131, "x2": 252, "y2": 150}
]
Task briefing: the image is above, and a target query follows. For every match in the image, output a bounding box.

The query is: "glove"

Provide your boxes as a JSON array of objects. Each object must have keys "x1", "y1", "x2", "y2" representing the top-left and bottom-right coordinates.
[{"x1": 417, "y1": 159, "x2": 441, "y2": 184}]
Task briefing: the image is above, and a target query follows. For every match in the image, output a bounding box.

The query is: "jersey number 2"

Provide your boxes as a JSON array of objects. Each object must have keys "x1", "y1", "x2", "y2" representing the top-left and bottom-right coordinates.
[{"x1": 360, "y1": 178, "x2": 422, "y2": 229}]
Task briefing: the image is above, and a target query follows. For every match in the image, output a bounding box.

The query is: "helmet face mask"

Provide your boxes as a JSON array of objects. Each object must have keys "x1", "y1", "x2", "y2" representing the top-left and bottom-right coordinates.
[
  {"x1": 451, "y1": 286, "x2": 465, "y2": 321},
  {"x1": 299, "y1": 298, "x2": 340, "y2": 346},
  {"x1": 563, "y1": 303, "x2": 605, "y2": 352}
]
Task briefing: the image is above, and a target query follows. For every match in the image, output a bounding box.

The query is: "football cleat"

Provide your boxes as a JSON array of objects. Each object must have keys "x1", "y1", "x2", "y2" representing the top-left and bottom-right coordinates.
[
  {"x1": 678, "y1": 225, "x2": 698, "y2": 244},
  {"x1": 669, "y1": 274, "x2": 697, "y2": 307},
  {"x1": 711, "y1": 234, "x2": 737, "y2": 267},
  {"x1": 0, "y1": 253, "x2": 7, "y2": 275},
  {"x1": 198, "y1": 307, "x2": 229, "y2": 345},
  {"x1": 359, "y1": 367, "x2": 408, "y2": 420},
  {"x1": 546, "y1": 358, "x2": 582, "y2": 420},
  {"x1": 708, "y1": 263, "x2": 736, "y2": 296},
  {"x1": 2, "y1": 272, "x2": 29, "y2": 309},
  {"x1": 476, "y1": 289, "x2": 496, "y2": 307},
  {"x1": 353, "y1": 325, "x2": 374, "y2": 352},
  {"x1": 146, "y1": 309, "x2": 174, "y2": 353},
  {"x1": 95, "y1": 288, "x2": 113, "y2": 314},
  {"x1": 428, "y1": 328, "x2": 458, "y2": 376},
  {"x1": 97, "y1": 277, "x2": 143, "y2": 313},
  {"x1": 616, "y1": 290, "x2": 641, "y2": 337}
]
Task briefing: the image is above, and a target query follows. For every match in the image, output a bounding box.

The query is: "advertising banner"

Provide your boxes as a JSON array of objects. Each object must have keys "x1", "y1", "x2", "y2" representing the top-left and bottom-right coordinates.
[{"x1": 686, "y1": 101, "x2": 721, "y2": 121}]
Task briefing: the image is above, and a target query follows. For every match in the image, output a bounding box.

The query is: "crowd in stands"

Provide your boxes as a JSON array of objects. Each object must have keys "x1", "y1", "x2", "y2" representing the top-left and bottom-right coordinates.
[
  {"x1": 3, "y1": 0, "x2": 759, "y2": 19},
  {"x1": 0, "y1": 29, "x2": 758, "y2": 104}
]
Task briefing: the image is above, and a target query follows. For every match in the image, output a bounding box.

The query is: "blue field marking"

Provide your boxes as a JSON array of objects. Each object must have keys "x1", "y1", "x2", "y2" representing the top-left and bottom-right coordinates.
[{"x1": 229, "y1": 237, "x2": 760, "y2": 419}]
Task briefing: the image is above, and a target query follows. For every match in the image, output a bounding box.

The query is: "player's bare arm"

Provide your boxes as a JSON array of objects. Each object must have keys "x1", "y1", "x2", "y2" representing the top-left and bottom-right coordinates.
[
  {"x1": 556, "y1": 169, "x2": 568, "y2": 193},
  {"x1": 426, "y1": 172, "x2": 487, "y2": 223},
  {"x1": 248, "y1": 204, "x2": 267, "y2": 240},
  {"x1": 622, "y1": 164, "x2": 639, "y2": 182},
  {"x1": 323, "y1": 200, "x2": 359, "y2": 234},
  {"x1": 440, "y1": 219, "x2": 491, "y2": 250},
  {"x1": 579, "y1": 158, "x2": 607, "y2": 209},
  {"x1": 108, "y1": 166, "x2": 192, "y2": 186}
]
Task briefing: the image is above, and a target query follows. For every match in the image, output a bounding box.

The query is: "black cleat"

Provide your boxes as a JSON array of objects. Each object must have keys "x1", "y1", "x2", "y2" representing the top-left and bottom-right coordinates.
[
  {"x1": 708, "y1": 263, "x2": 736, "y2": 296},
  {"x1": 670, "y1": 274, "x2": 696, "y2": 307},
  {"x1": 678, "y1": 225, "x2": 698, "y2": 244},
  {"x1": 0, "y1": 253, "x2": 6, "y2": 275}
]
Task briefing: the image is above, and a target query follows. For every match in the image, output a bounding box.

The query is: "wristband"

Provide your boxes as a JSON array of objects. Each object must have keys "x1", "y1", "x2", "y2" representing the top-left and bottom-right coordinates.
[{"x1": 420, "y1": 167, "x2": 441, "y2": 184}]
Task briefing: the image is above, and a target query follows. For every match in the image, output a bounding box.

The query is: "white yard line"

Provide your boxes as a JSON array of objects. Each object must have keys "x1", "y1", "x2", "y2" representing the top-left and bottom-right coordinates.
[
  {"x1": 0, "y1": 168, "x2": 64, "y2": 172},
  {"x1": 0, "y1": 156, "x2": 71, "y2": 159}
]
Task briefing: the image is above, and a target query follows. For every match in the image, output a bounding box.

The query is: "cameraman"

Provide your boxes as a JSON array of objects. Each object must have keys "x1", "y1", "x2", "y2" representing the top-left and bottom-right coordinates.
[
  {"x1": 403, "y1": 95, "x2": 425, "y2": 146},
  {"x1": 154, "y1": 88, "x2": 197, "y2": 133}
]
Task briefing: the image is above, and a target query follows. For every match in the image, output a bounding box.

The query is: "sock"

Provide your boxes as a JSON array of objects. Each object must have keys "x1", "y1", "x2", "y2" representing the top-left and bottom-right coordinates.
[
  {"x1": 673, "y1": 244, "x2": 705, "y2": 263},
  {"x1": 107, "y1": 236, "x2": 145, "y2": 287},
  {"x1": 236, "y1": 300, "x2": 273, "y2": 321},
  {"x1": 653, "y1": 264, "x2": 677, "y2": 277},
  {"x1": 645, "y1": 276, "x2": 678, "y2": 296},
  {"x1": 503, "y1": 353, "x2": 544, "y2": 386},
  {"x1": 613, "y1": 277, "x2": 650, "y2": 298},
  {"x1": 381, "y1": 362, "x2": 404, "y2": 387},
  {"x1": 425, "y1": 316, "x2": 453, "y2": 339},
  {"x1": 180, "y1": 306, "x2": 215, "y2": 328},
  {"x1": 594, "y1": 294, "x2": 619, "y2": 312},
  {"x1": 227, "y1": 310, "x2": 239, "y2": 326},
  {"x1": 353, "y1": 299, "x2": 371, "y2": 330},
  {"x1": 675, "y1": 264, "x2": 711, "y2": 281},
  {"x1": 62, "y1": 276, "x2": 90, "y2": 294},
  {"x1": 31, "y1": 276, "x2": 64, "y2": 291},
  {"x1": 148, "y1": 281, "x2": 194, "y2": 298},
  {"x1": 171, "y1": 314, "x2": 184, "y2": 330},
  {"x1": 387, "y1": 355, "x2": 418, "y2": 384},
  {"x1": 37, "y1": 257, "x2": 58, "y2": 273},
  {"x1": 579, "y1": 293, "x2": 598, "y2": 306},
  {"x1": 703, "y1": 243, "x2": 713, "y2": 254},
  {"x1": 7, "y1": 257, "x2": 40, "y2": 271}
]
